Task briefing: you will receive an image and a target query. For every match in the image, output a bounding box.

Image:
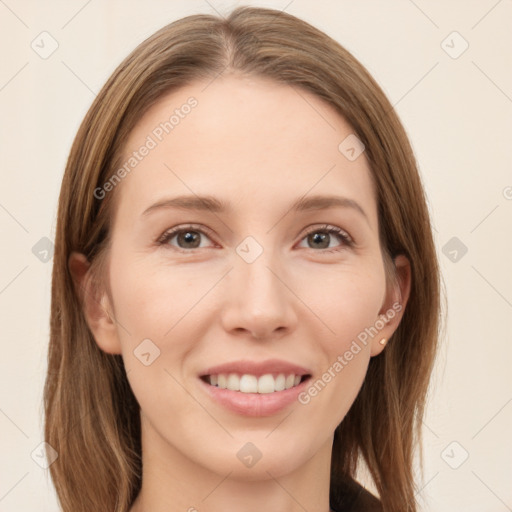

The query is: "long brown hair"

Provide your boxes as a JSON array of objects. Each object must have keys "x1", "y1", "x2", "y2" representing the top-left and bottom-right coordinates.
[{"x1": 45, "y1": 6, "x2": 441, "y2": 512}]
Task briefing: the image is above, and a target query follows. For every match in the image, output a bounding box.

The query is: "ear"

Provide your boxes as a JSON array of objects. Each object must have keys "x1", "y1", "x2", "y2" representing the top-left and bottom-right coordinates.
[
  {"x1": 68, "y1": 251, "x2": 122, "y2": 355},
  {"x1": 370, "y1": 254, "x2": 412, "y2": 356}
]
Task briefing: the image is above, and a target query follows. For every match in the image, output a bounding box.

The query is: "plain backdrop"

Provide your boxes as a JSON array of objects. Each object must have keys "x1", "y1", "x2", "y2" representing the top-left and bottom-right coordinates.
[{"x1": 0, "y1": 1, "x2": 511, "y2": 511}]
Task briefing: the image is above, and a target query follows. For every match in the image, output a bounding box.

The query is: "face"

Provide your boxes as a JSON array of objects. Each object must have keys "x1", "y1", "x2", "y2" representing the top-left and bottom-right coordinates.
[{"x1": 73, "y1": 74, "x2": 408, "y2": 482}]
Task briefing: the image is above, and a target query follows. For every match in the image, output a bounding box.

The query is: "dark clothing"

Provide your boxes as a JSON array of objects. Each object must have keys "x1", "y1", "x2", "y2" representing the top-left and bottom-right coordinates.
[{"x1": 330, "y1": 477, "x2": 383, "y2": 512}]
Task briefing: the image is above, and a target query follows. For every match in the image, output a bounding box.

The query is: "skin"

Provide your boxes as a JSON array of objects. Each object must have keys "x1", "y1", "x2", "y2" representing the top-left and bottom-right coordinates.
[{"x1": 69, "y1": 74, "x2": 411, "y2": 512}]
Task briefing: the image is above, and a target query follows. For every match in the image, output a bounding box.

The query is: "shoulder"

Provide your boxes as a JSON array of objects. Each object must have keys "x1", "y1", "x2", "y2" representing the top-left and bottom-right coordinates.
[{"x1": 330, "y1": 476, "x2": 383, "y2": 512}]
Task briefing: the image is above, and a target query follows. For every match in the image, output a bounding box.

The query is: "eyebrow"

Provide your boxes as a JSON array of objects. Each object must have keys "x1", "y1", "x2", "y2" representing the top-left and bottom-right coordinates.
[{"x1": 141, "y1": 194, "x2": 369, "y2": 222}]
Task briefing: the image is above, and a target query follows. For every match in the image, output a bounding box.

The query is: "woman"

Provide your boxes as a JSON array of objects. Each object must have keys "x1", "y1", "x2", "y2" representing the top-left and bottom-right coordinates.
[{"x1": 44, "y1": 6, "x2": 441, "y2": 512}]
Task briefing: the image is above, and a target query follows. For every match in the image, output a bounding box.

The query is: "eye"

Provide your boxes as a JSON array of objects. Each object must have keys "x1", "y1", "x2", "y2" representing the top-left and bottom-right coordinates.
[
  {"x1": 297, "y1": 224, "x2": 354, "y2": 253},
  {"x1": 157, "y1": 223, "x2": 354, "y2": 253},
  {"x1": 157, "y1": 224, "x2": 216, "y2": 251}
]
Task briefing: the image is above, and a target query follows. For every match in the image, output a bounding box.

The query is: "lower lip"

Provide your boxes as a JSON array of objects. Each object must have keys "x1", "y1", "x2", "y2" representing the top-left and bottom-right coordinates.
[{"x1": 199, "y1": 377, "x2": 311, "y2": 417}]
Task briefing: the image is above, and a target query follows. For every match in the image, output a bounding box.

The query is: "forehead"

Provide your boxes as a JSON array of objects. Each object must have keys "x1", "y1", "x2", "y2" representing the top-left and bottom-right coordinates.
[{"x1": 111, "y1": 74, "x2": 378, "y2": 228}]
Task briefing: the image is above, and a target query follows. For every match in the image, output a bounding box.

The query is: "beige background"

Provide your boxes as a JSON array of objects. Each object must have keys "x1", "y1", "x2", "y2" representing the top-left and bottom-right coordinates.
[{"x1": 1, "y1": 1, "x2": 511, "y2": 510}]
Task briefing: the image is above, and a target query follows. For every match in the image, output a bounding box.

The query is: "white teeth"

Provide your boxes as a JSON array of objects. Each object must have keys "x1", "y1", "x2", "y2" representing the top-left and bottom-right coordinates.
[
  {"x1": 257, "y1": 374, "x2": 275, "y2": 394},
  {"x1": 275, "y1": 373, "x2": 286, "y2": 391},
  {"x1": 217, "y1": 374, "x2": 227, "y2": 389},
  {"x1": 239, "y1": 374, "x2": 258, "y2": 393},
  {"x1": 227, "y1": 373, "x2": 240, "y2": 391},
  {"x1": 207, "y1": 373, "x2": 305, "y2": 393}
]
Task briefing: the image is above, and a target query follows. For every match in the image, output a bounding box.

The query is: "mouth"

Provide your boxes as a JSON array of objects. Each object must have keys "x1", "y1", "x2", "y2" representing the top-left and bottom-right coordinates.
[
  {"x1": 200, "y1": 373, "x2": 311, "y2": 393},
  {"x1": 197, "y1": 359, "x2": 313, "y2": 416}
]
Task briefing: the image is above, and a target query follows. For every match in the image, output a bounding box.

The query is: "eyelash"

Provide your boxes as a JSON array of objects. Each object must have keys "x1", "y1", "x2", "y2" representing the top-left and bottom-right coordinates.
[{"x1": 156, "y1": 223, "x2": 354, "y2": 254}]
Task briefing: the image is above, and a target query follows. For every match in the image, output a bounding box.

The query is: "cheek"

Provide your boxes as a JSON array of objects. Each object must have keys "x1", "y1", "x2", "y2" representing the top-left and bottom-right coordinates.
[
  {"x1": 303, "y1": 261, "x2": 386, "y2": 344},
  {"x1": 109, "y1": 250, "x2": 198, "y2": 340},
  {"x1": 107, "y1": 250, "x2": 226, "y2": 389},
  {"x1": 108, "y1": 255, "x2": 203, "y2": 422},
  {"x1": 294, "y1": 267, "x2": 386, "y2": 429}
]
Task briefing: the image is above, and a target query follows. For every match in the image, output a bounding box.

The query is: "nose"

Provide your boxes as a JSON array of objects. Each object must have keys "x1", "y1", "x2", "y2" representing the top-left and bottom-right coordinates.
[{"x1": 220, "y1": 253, "x2": 298, "y2": 341}]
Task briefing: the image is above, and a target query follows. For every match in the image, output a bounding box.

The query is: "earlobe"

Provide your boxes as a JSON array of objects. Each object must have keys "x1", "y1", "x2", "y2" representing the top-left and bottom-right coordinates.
[
  {"x1": 68, "y1": 251, "x2": 122, "y2": 355},
  {"x1": 370, "y1": 254, "x2": 412, "y2": 357}
]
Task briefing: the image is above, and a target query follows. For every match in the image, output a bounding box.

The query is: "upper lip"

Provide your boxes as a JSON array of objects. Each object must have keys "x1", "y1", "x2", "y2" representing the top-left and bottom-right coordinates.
[{"x1": 199, "y1": 359, "x2": 312, "y2": 378}]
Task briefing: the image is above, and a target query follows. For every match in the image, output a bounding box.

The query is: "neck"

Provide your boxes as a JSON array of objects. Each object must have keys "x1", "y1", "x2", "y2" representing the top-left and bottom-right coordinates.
[{"x1": 129, "y1": 413, "x2": 334, "y2": 512}]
